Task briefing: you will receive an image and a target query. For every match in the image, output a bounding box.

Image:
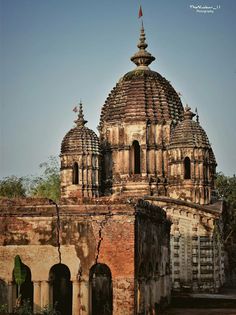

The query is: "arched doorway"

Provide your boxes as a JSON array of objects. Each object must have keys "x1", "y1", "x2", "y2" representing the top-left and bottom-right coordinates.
[
  {"x1": 131, "y1": 140, "x2": 141, "y2": 174},
  {"x1": 49, "y1": 264, "x2": 72, "y2": 315},
  {"x1": 89, "y1": 263, "x2": 112, "y2": 315}
]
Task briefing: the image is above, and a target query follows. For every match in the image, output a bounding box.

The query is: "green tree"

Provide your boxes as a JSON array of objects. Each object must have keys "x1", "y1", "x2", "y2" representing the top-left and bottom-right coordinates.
[
  {"x1": 0, "y1": 176, "x2": 26, "y2": 198},
  {"x1": 30, "y1": 156, "x2": 60, "y2": 202},
  {"x1": 216, "y1": 172, "x2": 236, "y2": 239},
  {"x1": 216, "y1": 172, "x2": 236, "y2": 209}
]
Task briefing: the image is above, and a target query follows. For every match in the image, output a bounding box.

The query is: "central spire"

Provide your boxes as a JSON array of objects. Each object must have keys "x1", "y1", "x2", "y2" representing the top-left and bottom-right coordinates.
[
  {"x1": 74, "y1": 101, "x2": 88, "y2": 127},
  {"x1": 130, "y1": 22, "x2": 155, "y2": 69}
]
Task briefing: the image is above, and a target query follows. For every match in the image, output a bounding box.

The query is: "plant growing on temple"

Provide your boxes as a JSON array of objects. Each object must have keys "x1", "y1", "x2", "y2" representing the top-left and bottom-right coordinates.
[{"x1": 13, "y1": 256, "x2": 27, "y2": 308}]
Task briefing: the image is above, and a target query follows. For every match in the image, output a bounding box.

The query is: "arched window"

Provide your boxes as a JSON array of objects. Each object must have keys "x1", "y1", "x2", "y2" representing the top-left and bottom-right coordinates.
[
  {"x1": 72, "y1": 162, "x2": 79, "y2": 184},
  {"x1": 49, "y1": 264, "x2": 72, "y2": 315},
  {"x1": 89, "y1": 263, "x2": 112, "y2": 315},
  {"x1": 184, "y1": 157, "x2": 191, "y2": 179},
  {"x1": 131, "y1": 140, "x2": 141, "y2": 174}
]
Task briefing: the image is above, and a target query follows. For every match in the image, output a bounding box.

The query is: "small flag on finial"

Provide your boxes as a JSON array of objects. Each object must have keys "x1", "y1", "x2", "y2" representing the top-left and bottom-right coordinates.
[
  {"x1": 73, "y1": 106, "x2": 78, "y2": 113},
  {"x1": 139, "y1": 5, "x2": 143, "y2": 18}
]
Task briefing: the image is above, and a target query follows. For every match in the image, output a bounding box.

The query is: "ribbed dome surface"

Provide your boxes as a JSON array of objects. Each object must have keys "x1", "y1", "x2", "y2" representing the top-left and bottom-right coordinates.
[
  {"x1": 170, "y1": 118, "x2": 211, "y2": 149},
  {"x1": 100, "y1": 69, "x2": 184, "y2": 125},
  {"x1": 61, "y1": 126, "x2": 100, "y2": 154}
]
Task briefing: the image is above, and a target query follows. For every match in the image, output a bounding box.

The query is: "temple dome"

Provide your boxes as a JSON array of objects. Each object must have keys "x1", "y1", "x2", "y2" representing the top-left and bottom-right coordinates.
[
  {"x1": 100, "y1": 69, "x2": 184, "y2": 125},
  {"x1": 99, "y1": 24, "x2": 184, "y2": 126},
  {"x1": 61, "y1": 104, "x2": 100, "y2": 155},
  {"x1": 169, "y1": 106, "x2": 216, "y2": 163}
]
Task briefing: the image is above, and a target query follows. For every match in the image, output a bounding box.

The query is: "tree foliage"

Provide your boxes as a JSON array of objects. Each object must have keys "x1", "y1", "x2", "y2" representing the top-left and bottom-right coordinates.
[
  {"x1": 0, "y1": 176, "x2": 26, "y2": 198},
  {"x1": 215, "y1": 172, "x2": 236, "y2": 209},
  {"x1": 0, "y1": 157, "x2": 60, "y2": 202},
  {"x1": 216, "y1": 172, "x2": 236, "y2": 244},
  {"x1": 30, "y1": 156, "x2": 60, "y2": 202}
]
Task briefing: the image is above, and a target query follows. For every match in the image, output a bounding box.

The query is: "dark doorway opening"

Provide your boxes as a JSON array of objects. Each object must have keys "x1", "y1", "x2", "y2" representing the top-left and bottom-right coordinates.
[
  {"x1": 49, "y1": 264, "x2": 72, "y2": 315},
  {"x1": 90, "y1": 263, "x2": 112, "y2": 315},
  {"x1": 73, "y1": 162, "x2": 79, "y2": 184},
  {"x1": 184, "y1": 157, "x2": 191, "y2": 179},
  {"x1": 131, "y1": 140, "x2": 141, "y2": 174}
]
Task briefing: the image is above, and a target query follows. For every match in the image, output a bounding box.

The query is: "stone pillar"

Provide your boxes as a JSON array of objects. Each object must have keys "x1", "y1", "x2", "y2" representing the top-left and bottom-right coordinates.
[
  {"x1": 7, "y1": 282, "x2": 13, "y2": 313},
  {"x1": 141, "y1": 147, "x2": 147, "y2": 176},
  {"x1": 163, "y1": 150, "x2": 168, "y2": 177},
  {"x1": 40, "y1": 281, "x2": 49, "y2": 308},
  {"x1": 80, "y1": 280, "x2": 89, "y2": 315},
  {"x1": 33, "y1": 281, "x2": 41, "y2": 313},
  {"x1": 124, "y1": 148, "x2": 130, "y2": 174},
  {"x1": 72, "y1": 280, "x2": 81, "y2": 315}
]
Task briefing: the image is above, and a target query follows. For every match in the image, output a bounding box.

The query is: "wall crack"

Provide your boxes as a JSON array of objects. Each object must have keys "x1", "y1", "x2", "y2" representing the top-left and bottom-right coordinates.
[
  {"x1": 95, "y1": 212, "x2": 112, "y2": 264},
  {"x1": 49, "y1": 199, "x2": 62, "y2": 264}
]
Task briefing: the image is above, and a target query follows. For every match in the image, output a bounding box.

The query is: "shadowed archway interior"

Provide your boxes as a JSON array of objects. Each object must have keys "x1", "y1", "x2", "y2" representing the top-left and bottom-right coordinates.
[
  {"x1": 49, "y1": 264, "x2": 72, "y2": 315},
  {"x1": 89, "y1": 263, "x2": 113, "y2": 315}
]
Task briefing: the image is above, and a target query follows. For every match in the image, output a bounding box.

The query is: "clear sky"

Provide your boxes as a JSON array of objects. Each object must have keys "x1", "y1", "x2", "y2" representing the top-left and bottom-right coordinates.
[{"x1": 1, "y1": 0, "x2": 236, "y2": 178}]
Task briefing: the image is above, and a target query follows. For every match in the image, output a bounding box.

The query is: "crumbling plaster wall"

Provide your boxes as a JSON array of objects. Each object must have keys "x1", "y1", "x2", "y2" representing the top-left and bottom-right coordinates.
[
  {"x1": 0, "y1": 200, "x2": 136, "y2": 315},
  {"x1": 146, "y1": 197, "x2": 224, "y2": 293},
  {"x1": 135, "y1": 200, "x2": 171, "y2": 314}
]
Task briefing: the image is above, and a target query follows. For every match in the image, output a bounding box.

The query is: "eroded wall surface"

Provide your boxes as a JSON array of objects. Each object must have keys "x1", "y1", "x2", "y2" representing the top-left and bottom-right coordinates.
[
  {"x1": 135, "y1": 200, "x2": 171, "y2": 314},
  {"x1": 0, "y1": 198, "x2": 136, "y2": 315},
  {"x1": 146, "y1": 197, "x2": 224, "y2": 293}
]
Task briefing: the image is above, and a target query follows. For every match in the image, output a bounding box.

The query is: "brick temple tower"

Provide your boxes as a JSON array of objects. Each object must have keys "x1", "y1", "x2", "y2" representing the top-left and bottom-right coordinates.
[
  {"x1": 99, "y1": 24, "x2": 184, "y2": 196},
  {"x1": 60, "y1": 102, "x2": 101, "y2": 198},
  {"x1": 168, "y1": 105, "x2": 217, "y2": 205}
]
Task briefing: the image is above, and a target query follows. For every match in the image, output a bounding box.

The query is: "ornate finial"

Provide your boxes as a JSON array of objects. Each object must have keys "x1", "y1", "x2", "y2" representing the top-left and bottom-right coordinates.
[
  {"x1": 130, "y1": 22, "x2": 155, "y2": 69},
  {"x1": 195, "y1": 107, "x2": 199, "y2": 123},
  {"x1": 184, "y1": 104, "x2": 196, "y2": 120},
  {"x1": 74, "y1": 101, "x2": 87, "y2": 127}
]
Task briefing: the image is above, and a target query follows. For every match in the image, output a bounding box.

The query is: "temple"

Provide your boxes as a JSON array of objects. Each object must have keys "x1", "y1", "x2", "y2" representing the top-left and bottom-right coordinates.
[{"x1": 0, "y1": 22, "x2": 224, "y2": 315}]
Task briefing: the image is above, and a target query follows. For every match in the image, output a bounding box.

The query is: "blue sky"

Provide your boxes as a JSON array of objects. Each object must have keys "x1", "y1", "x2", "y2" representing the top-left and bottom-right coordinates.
[{"x1": 1, "y1": 0, "x2": 236, "y2": 178}]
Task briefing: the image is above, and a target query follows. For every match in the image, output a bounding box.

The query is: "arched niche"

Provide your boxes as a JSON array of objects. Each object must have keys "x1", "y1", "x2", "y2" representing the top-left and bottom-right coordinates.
[
  {"x1": 184, "y1": 157, "x2": 191, "y2": 179},
  {"x1": 72, "y1": 162, "x2": 79, "y2": 184},
  {"x1": 89, "y1": 263, "x2": 113, "y2": 315},
  {"x1": 49, "y1": 264, "x2": 72, "y2": 315},
  {"x1": 131, "y1": 140, "x2": 141, "y2": 174}
]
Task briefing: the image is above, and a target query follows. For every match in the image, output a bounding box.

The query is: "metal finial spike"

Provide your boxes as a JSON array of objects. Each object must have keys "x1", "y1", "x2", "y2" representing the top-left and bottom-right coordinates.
[
  {"x1": 195, "y1": 107, "x2": 199, "y2": 123},
  {"x1": 79, "y1": 101, "x2": 83, "y2": 116},
  {"x1": 130, "y1": 22, "x2": 155, "y2": 68},
  {"x1": 74, "y1": 101, "x2": 88, "y2": 127},
  {"x1": 184, "y1": 104, "x2": 196, "y2": 120},
  {"x1": 138, "y1": 23, "x2": 148, "y2": 50}
]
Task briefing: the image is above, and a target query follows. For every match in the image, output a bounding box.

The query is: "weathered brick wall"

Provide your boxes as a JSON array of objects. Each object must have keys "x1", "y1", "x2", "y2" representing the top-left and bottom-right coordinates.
[
  {"x1": 0, "y1": 199, "x2": 136, "y2": 315},
  {"x1": 135, "y1": 200, "x2": 171, "y2": 314},
  {"x1": 146, "y1": 196, "x2": 224, "y2": 293}
]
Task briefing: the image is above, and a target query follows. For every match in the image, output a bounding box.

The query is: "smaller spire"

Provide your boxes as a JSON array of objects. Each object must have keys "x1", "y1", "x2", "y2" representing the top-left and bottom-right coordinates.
[
  {"x1": 74, "y1": 101, "x2": 88, "y2": 127},
  {"x1": 130, "y1": 23, "x2": 155, "y2": 69},
  {"x1": 184, "y1": 105, "x2": 196, "y2": 120},
  {"x1": 195, "y1": 107, "x2": 199, "y2": 123}
]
